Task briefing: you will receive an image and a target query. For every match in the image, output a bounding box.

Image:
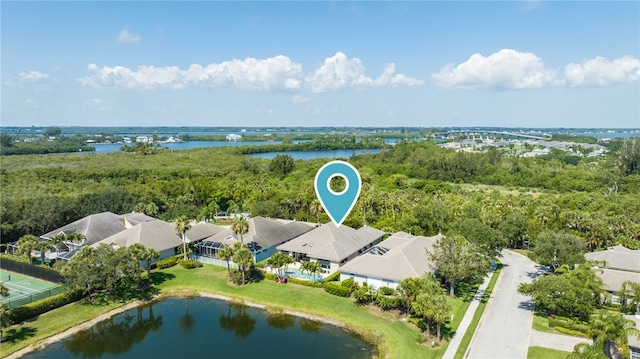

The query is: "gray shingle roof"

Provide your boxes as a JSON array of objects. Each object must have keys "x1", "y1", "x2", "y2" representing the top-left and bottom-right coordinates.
[
  {"x1": 185, "y1": 222, "x2": 226, "y2": 242},
  {"x1": 339, "y1": 232, "x2": 441, "y2": 281},
  {"x1": 585, "y1": 245, "x2": 640, "y2": 272},
  {"x1": 120, "y1": 212, "x2": 156, "y2": 228},
  {"x1": 40, "y1": 212, "x2": 127, "y2": 246},
  {"x1": 92, "y1": 219, "x2": 183, "y2": 253},
  {"x1": 596, "y1": 268, "x2": 640, "y2": 292},
  {"x1": 276, "y1": 223, "x2": 385, "y2": 262},
  {"x1": 204, "y1": 216, "x2": 313, "y2": 251}
]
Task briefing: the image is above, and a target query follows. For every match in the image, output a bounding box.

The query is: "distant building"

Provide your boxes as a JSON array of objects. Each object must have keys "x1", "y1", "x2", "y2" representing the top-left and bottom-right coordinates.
[{"x1": 226, "y1": 134, "x2": 242, "y2": 141}]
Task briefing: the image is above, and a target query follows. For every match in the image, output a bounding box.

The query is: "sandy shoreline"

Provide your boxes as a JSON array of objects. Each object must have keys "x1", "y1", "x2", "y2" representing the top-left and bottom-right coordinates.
[{"x1": 3, "y1": 290, "x2": 352, "y2": 359}]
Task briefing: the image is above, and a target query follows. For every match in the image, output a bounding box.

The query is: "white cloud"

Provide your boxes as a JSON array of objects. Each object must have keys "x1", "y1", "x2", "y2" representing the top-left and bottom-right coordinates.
[
  {"x1": 83, "y1": 98, "x2": 112, "y2": 111},
  {"x1": 307, "y1": 52, "x2": 423, "y2": 93},
  {"x1": 80, "y1": 55, "x2": 304, "y2": 91},
  {"x1": 291, "y1": 95, "x2": 312, "y2": 103},
  {"x1": 564, "y1": 55, "x2": 640, "y2": 87},
  {"x1": 20, "y1": 70, "x2": 50, "y2": 83},
  {"x1": 116, "y1": 27, "x2": 141, "y2": 44},
  {"x1": 78, "y1": 53, "x2": 421, "y2": 93},
  {"x1": 6, "y1": 70, "x2": 53, "y2": 90},
  {"x1": 432, "y1": 49, "x2": 556, "y2": 90}
]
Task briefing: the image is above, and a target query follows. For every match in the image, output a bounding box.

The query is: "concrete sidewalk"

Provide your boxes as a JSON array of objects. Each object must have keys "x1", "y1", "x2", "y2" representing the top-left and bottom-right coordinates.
[
  {"x1": 441, "y1": 262, "x2": 497, "y2": 359},
  {"x1": 529, "y1": 329, "x2": 590, "y2": 352}
]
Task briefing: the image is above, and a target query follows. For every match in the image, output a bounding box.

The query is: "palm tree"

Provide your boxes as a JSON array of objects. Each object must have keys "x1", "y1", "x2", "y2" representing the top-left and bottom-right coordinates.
[
  {"x1": 307, "y1": 261, "x2": 321, "y2": 282},
  {"x1": 231, "y1": 216, "x2": 249, "y2": 244},
  {"x1": 217, "y1": 245, "x2": 234, "y2": 282},
  {"x1": 16, "y1": 234, "x2": 38, "y2": 264},
  {"x1": 588, "y1": 310, "x2": 640, "y2": 359},
  {"x1": 309, "y1": 200, "x2": 322, "y2": 226},
  {"x1": 130, "y1": 243, "x2": 160, "y2": 277},
  {"x1": 232, "y1": 244, "x2": 253, "y2": 285},
  {"x1": 174, "y1": 215, "x2": 192, "y2": 260},
  {"x1": 66, "y1": 233, "x2": 86, "y2": 249},
  {"x1": 35, "y1": 239, "x2": 54, "y2": 264},
  {"x1": 431, "y1": 295, "x2": 452, "y2": 342},
  {"x1": 621, "y1": 280, "x2": 640, "y2": 315}
]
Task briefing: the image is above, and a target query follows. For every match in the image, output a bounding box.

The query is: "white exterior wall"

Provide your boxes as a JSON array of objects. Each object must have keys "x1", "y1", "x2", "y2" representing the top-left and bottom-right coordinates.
[{"x1": 340, "y1": 272, "x2": 399, "y2": 290}]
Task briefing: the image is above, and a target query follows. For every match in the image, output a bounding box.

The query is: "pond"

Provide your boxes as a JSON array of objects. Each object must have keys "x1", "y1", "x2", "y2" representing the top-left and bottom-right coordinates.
[{"x1": 22, "y1": 297, "x2": 375, "y2": 359}]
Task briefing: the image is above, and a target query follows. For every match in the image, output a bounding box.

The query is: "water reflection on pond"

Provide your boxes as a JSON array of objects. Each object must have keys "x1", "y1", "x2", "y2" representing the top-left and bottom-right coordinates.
[{"x1": 23, "y1": 297, "x2": 375, "y2": 359}]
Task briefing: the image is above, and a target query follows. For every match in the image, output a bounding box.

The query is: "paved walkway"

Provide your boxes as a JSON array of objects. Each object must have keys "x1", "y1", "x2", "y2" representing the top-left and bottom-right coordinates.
[
  {"x1": 529, "y1": 329, "x2": 590, "y2": 352},
  {"x1": 441, "y1": 262, "x2": 497, "y2": 359}
]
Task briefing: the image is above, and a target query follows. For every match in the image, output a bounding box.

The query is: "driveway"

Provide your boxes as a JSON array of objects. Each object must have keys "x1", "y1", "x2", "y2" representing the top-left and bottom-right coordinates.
[{"x1": 466, "y1": 250, "x2": 540, "y2": 359}]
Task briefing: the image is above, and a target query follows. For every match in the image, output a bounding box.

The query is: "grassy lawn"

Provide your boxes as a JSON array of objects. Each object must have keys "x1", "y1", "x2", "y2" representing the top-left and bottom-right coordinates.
[
  {"x1": 453, "y1": 262, "x2": 503, "y2": 359},
  {"x1": 527, "y1": 346, "x2": 570, "y2": 359},
  {"x1": 0, "y1": 300, "x2": 123, "y2": 357},
  {"x1": 532, "y1": 314, "x2": 556, "y2": 333}
]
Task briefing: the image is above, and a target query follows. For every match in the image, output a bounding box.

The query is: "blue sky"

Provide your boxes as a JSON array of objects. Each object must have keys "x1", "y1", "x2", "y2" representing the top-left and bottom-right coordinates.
[{"x1": 2, "y1": 1, "x2": 639, "y2": 128}]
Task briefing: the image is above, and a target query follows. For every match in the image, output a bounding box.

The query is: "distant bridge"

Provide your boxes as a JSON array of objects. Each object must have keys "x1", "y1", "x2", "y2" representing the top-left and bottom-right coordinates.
[{"x1": 432, "y1": 130, "x2": 549, "y2": 141}]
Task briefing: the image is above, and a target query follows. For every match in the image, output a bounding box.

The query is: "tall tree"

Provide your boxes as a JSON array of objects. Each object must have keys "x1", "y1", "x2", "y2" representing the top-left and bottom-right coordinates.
[
  {"x1": 232, "y1": 243, "x2": 253, "y2": 285},
  {"x1": 588, "y1": 310, "x2": 640, "y2": 359},
  {"x1": 309, "y1": 199, "x2": 322, "y2": 226},
  {"x1": 231, "y1": 216, "x2": 249, "y2": 245},
  {"x1": 129, "y1": 243, "x2": 160, "y2": 277},
  {"x1": 0, "y1": 304, "x2": 12, "y2": 343},
  {"x1": 174, "y1": 215, "x2": 192, "y2": 260},
  {"x1": 532, "y1": 230, "x2": 586, "y2": 270},
  {"x1": 16, "y1": 234, "x2": 38, "y2": 264},
  {"x1": 429, "y1": 235, "x2": 490, "y2": 296},
  {"x1": 216, "y1": 245, "x2": 234, "y2": 282},
  {"x1": 620, "y1": 280, "x2": 640, "y2": 315}
]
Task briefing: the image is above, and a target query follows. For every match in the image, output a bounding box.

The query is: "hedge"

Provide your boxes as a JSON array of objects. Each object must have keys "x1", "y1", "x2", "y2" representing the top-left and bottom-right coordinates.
[
  {"x1": 178, "y1": 259, "x2": 202, "y2": 269},
  {"x1": 548, "y1": 318, "x2": 589, "y2": 334},
  {"x1": 11, "y1": 290, "x2": 84, "y2": 323},
  {"x1": 554, "y1": 326, "x2": 588, "y2": 337},
  {"x1": 264, "y1": 273, "x2": 277, "y2": 281},
  {"x1": 155, "y1": 256, "x2": 178, "y2": 269},
  {"x1": 323, "y1": 271, "x2": 340, "y2": 283},
  {"x1": 323, "y1": 282, "x2": 350, "y2": 297},
  {"x1": 287, "y1": 277, "x2": 323, "y2": 288}
]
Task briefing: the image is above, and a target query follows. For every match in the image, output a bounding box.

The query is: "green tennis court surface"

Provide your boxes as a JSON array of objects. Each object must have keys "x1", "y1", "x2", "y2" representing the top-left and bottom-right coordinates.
[{"x1": 0, "y1": 270, "x2": 63, "y2": 308}]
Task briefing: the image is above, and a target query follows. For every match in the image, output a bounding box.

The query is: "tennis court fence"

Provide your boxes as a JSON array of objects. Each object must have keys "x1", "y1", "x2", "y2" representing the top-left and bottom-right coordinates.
[
  {"x1": 0, "y1": 255, "x2": 63, "y2": 283},
  {"x1": 1, "y1": 285, "x2": 65, "y2": 309}
]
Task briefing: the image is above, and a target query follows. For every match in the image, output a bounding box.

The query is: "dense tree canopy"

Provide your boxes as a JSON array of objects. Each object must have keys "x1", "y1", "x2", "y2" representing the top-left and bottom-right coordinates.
[{"x1": 1, "y1": 139, "x2": 638, "y2": 257}]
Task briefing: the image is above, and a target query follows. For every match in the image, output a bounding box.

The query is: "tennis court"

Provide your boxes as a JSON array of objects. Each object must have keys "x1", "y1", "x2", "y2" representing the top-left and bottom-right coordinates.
[{"x1": 0, "y1": 269, "x2": 64, "y2": 308}]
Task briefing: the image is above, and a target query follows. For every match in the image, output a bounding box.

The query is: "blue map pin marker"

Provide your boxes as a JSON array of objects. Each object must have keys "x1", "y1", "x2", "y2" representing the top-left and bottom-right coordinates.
[{"x1": 314, "y1": 160, "x2": 361, "y2": 227}]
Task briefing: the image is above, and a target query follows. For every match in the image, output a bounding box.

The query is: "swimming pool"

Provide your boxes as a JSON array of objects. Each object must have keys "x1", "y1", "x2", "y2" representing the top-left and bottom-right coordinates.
[{"x1": 286, "y1": 269, "x2": 323, "y2": 282}]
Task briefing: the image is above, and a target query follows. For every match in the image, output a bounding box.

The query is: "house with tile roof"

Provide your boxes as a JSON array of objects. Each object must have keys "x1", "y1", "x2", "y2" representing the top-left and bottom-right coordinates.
[
  {"x1": 585, "y1": 245, "x2": 640, "y2": 305},
  {"x1": 36, "y1": 211, "x2": 156, "y2": 261},
  {"x1": 339, "y1": 232, "x2": 441, "y2": 289},
  {"x1": 92, "y1": 219, "x2": 183, "y2": 260},
  {"x1": 197, "y1": 216, "x2": 313, "y2": 262},
  {"x1": 276, "y1": 223, "x2": 384, "y2": 274}
]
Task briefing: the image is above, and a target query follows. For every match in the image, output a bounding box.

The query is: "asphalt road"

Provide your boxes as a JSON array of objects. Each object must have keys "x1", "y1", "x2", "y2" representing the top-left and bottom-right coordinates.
[{"x1": 466, "y1": 250, "x2": 540, "y2": 359}]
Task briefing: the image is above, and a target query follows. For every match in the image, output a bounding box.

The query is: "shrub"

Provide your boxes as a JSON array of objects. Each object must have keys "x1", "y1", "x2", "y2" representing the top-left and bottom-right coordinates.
[
  {"x1": 353, "y1": 288, "x2": 373, "y2": 304},
  {"x1": 548, "y1": 318, "x2": 589, "y2": 334},
  {"x1": 11, "y1": 290, "x2": 84, "y2": 323},
  {"x1": 156, "y1": 256, "x2": 178, "y2": 269},
  {"x1": 323, "y1": 271, "x2": 340, "y2": 283},
  {"x1": 378, "y1": 286, "x2": 395, "y2": 296},
  {"x1": 341, "y1": 278, "x2": 354, "y2": 288},
  {"x1": 265, "y1": 273, "x2": 277, "y2": 281},
  {"x1": 255, "y1": 259, "x2": 269, "y2": 269},
  {"x1": 287, "y1": 277, "x2": 323, "y2": 288},
  {"x1": 375, "y1": 295, "x2": 400, "y2": 310},
  {"x1": 554, "y1": 326, "x2": 588, "y2": 337},
  {"x1": 179, "y1": 259, "x2": 199, "y2": 269},
  {"x1": 323, "y1": 282, "x2": 350, "y2": 297}
]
